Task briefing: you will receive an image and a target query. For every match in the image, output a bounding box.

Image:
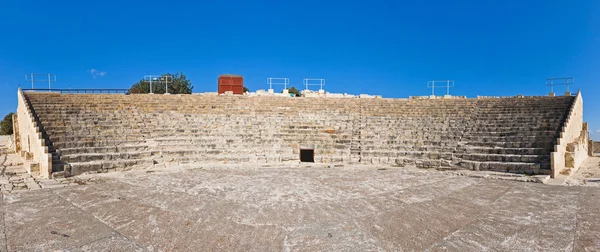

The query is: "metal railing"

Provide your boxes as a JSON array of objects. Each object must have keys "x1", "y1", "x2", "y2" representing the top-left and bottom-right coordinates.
[{"x1": 22, "y1": 88, "x2": 129, "y2": 94}]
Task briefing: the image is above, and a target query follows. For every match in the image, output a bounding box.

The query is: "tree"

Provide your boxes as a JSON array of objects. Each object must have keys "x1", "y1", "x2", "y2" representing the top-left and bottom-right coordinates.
[
  {"x1": 243, "y1": 87, "x2": 249, "y2": 93},
  {"x1": 128, "y1": 72, "x2": 193, "y2": 94},
  {"x1": 0, "y1": 113, "x2": 14, "y2": 135},
  {"x1": 287, "y1": 86, "x2": 301, "y2": 97}
]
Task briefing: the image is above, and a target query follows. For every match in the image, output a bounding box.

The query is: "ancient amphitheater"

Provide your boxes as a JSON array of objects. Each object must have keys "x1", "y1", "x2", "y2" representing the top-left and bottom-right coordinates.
[
  {"x1": 14, "y1": 90, "x2": 590, "y2": 178},
  {"x1": 1, "y1": 88, "x2": 599, "y2": 251}
]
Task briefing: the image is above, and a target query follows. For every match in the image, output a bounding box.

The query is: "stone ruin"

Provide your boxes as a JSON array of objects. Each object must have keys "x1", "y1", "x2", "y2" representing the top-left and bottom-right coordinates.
[{"x1": 12, "y1": 89, "x2": 590, "y2": 179}]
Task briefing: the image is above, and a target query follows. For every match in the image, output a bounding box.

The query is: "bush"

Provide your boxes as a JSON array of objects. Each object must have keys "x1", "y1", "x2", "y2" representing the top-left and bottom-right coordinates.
[
  {"x1": 128, "y1": 73, "x2": 193, "y2": 94},
  {"x1": 287, "y1": 86, "x2": 301, "y2": 97},
  {"x1": 0, "y1": 113, "x2": 14, "y2": 135}
]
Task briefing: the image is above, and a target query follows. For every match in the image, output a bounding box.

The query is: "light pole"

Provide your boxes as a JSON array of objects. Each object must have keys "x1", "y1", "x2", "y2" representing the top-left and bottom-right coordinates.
[
  {"x1": 25, "y1": 73, "x2": 56, "y2": 90},
  {"x1": 144, "y1": 75, "x2": 160, "y2": 94},
  {"x1": 144, "y1": 74, "x2": 172, "y2": 94},
  {"x1": 161, "y1": 75, "x2": 173, "y2": 94}
]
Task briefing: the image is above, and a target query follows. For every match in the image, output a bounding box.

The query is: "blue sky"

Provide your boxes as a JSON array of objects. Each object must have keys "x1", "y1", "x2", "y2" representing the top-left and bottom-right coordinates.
[{"x1": 1, "y1": 0, "x2": 598, "y2": 138}]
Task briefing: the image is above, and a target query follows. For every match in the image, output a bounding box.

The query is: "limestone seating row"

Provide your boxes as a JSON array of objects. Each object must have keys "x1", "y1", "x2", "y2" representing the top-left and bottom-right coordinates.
[
  {"x1": 40, "y1": 116, "x2": 353, "y2": 127},
  {"x1": 471, "y1": 116, "x2": 563, "y2": 122},
  {"x1": 365, "y1": 134, "x2": 463, "y2": 142},
  {"x1": 31, "y1": 101, "x2": 477, "y2": 110},
  {"x1": 360, "y1": 149, "x2": 545, "y2": 163},
  {"x1": 31, "y1": 106, "x2": 354, "y2": 116},
  {"x1": 476, "y1": 101, "x2": 572, "y2": 106},
  {"x1": 462, "y1": 135, "x2": 556, "y2": 143},
  {"x1": 361, "y1": 113, "x2": 473, "y2": 118},
  {"x1": 37, "y1": 112, "x2": 353, "y2": 123},
  {"x1": 52, "y1": 139, "x2": 147, "y2": 149},
  {"x1": 465, "y1": 130, "x2": 559, "y2": 137},
  {"x1": 51, "y1": 136, "x2": 298, "y2": 151},
  {"x1": 366, "y1": 105, "x2": 567, "y2": 112},
  {"x1": 361, "y1": 139, "x2": 461, "y2": 147},
  {"x1": 372, "y1": 145, "x2": 458, "y2": 153},
  {"x1": 34, "y1": 97, "x2": 564, "y2": 110},
  {"x1": 367, "y1": 144, "x2": 548, "y2": 156},
  {"x1": 46, "y1": 127, "x2": 354, "y2": 138},
  {"x1": 58, "y1": 145, "x2": 150, "y2": 156},
  {"x1": 471, "y1": 117, "x2": 565, "y2": 124},
  {"x1": 457, "y1": 160, "x2": 546, "y2": 174},
  {"x1": 372, "y1": 127, "x2": 470, "y2": 133},
  {"x1": 474, "y1": 108, "x2": 569, "y2": 114},
  {"x1": 475, "y1": 108, "x2": 570, "y2": 113},
  {"x1": 390, "y1": 157, "x2": 544, "y2": 173},
  {"x1": 472, "y1": 113, "x2": 565, "y2": 119},
  {"x1": 362, "y1": 150, "x2": 455, "y2": 160},
  {"x1": 464, "y1": 140, "x2": 553, "y2": 149},
  {"x1": 68, "y1": 158, "x2": 154, "y2": 175},
  {"x1": 463, "y1": 133, "x2": 558, "y2": 140},
  {"x1": 468, "y1": 122, "x2": 562, "y2": 130},
  {"x1": 61, "y1": 151, "x2": 153, "y2": 163},
  {"x1": 460, "y1": 153, "x2": 546, "y2": 163},
  {"x1": 460, "y1": 147, "x2": 549, "y2": 155},
  {"x1": 362, "y1": 120, "x2": 470, "y2": 126},
  {"x1": 31, "y1": 100, "x2": 358, "y2": 109},
  {"x1": 61, "y1": 148, "x2": 300, "y2": 164},
  {"x1": 477, "y1": 108, "x2": 567, "y2": 112},
  {"x1": 49, "y1": 134, "x2": 145, "y2": 143},
  {"x1": 375, "y1": 131, "x2": 467, "y2": 138},
  {"x1": 468, "y1": 130, "x2": 560, "y2": 138}
]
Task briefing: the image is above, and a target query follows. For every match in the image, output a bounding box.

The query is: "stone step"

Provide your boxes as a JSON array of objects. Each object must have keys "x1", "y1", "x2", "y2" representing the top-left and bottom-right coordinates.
[
  {"x1": 460, "y1": 147, "x2": 549, "y2": 155},
  {"x1": 463, "y1": 135, "x2": 557, "y2": 143},
  {"x1": 457, "y1": 160, "x2": 551, "y2": 175},
  {"x1": 58, "y1": 145, "x2": 151, "y2": 155},
  {"x1": 61, "y1": 151, "x2": 154, "y2": 163},
  {"x1": 53, "y1": 140, "x2": 147, "y2": 149},
  {"x1": 465, "y1": 141, "x2": 553, "y2": 149},
  {"x1": 66, "y1": 158, "x2": 155, "y2": 176},
  {"x1": 460, "y1": 153, "x2": 548, "y2": 163}
]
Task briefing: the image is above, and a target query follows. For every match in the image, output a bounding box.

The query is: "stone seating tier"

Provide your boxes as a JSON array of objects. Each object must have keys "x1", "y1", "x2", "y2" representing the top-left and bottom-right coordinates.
[{"x1": 24, "y1": 93, "x2": 574, "y2": 176}]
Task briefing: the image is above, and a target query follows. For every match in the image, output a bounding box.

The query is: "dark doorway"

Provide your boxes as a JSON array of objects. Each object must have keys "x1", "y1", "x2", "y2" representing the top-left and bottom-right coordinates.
[{"x1": 300, "y1": 149, "x2": 314, "y2": 162}]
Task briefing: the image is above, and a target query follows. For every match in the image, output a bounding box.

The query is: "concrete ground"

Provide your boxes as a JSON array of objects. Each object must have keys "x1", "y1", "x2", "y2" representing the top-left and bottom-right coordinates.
[
  {"x1": 567, "y1": 153, "x2": 600, "y2": 186},
  {"x1": 0, "y1": 163, "x2": 598, "y2": 252},
  {"x1": 1, "y1": 136, "x2": 600, "y2": 251}
]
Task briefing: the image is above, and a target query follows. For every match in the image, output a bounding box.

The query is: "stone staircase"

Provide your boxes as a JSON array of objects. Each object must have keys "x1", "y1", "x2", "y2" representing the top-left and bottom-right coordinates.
[{"x1": 23, "y1": 93, "x2": 574, "y2": 177}]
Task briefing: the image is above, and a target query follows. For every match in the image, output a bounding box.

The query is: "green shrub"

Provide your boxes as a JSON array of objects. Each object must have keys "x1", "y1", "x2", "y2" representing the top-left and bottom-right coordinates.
[{"x1": 0, "y1": 113, "x2": 14, "y2": 135}]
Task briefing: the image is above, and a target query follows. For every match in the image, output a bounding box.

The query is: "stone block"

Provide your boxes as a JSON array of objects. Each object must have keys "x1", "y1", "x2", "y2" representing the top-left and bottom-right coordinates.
[{"x1": 565, "y1": 152, "x2": 575, "y2": 168}]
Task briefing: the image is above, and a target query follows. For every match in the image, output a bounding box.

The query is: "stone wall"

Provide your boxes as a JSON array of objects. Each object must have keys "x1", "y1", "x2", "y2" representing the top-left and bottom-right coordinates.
[
  {"x1": 592, "y1": 141, "x2": 600, "y2": 154},
  {"x1": 16, "y1": 89, "x2": 52, "y2": 178},
  {"x1": 550, "y1": 91, "x2": 589, "y2": 177}
]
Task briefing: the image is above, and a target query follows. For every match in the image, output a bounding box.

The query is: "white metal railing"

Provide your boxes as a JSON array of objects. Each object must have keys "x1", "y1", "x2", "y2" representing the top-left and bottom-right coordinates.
[
  {"x1": 427, "y1": 80, "x2": 454, "y2": 96},
  {"x1": 545, "y1": 77, "x2": 574, "y2": 93},
  {"x1": 267, "y1": 78, "x2": 289, "y2": 90},
  {"x1": 303, "y1": 78, "x2": 325, "y2": 91}
]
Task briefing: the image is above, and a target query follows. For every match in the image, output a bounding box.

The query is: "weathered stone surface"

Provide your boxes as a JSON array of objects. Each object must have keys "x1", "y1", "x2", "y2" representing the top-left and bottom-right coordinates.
[
  {"x1": 4, "y1": 191, "x2": 118, "y2": 251},
  {"x1": 73, "y1": 235, "x2": 145, "y2": 252},
  {"x1": 2, "y1": 165, "x2": 599, "y2": 251}
]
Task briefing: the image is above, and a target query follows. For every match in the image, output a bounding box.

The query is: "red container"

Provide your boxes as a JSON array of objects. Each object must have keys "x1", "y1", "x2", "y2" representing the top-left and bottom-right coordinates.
[{"x1": 218, "y1": 74, "x2": 244, "y2": 94}]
